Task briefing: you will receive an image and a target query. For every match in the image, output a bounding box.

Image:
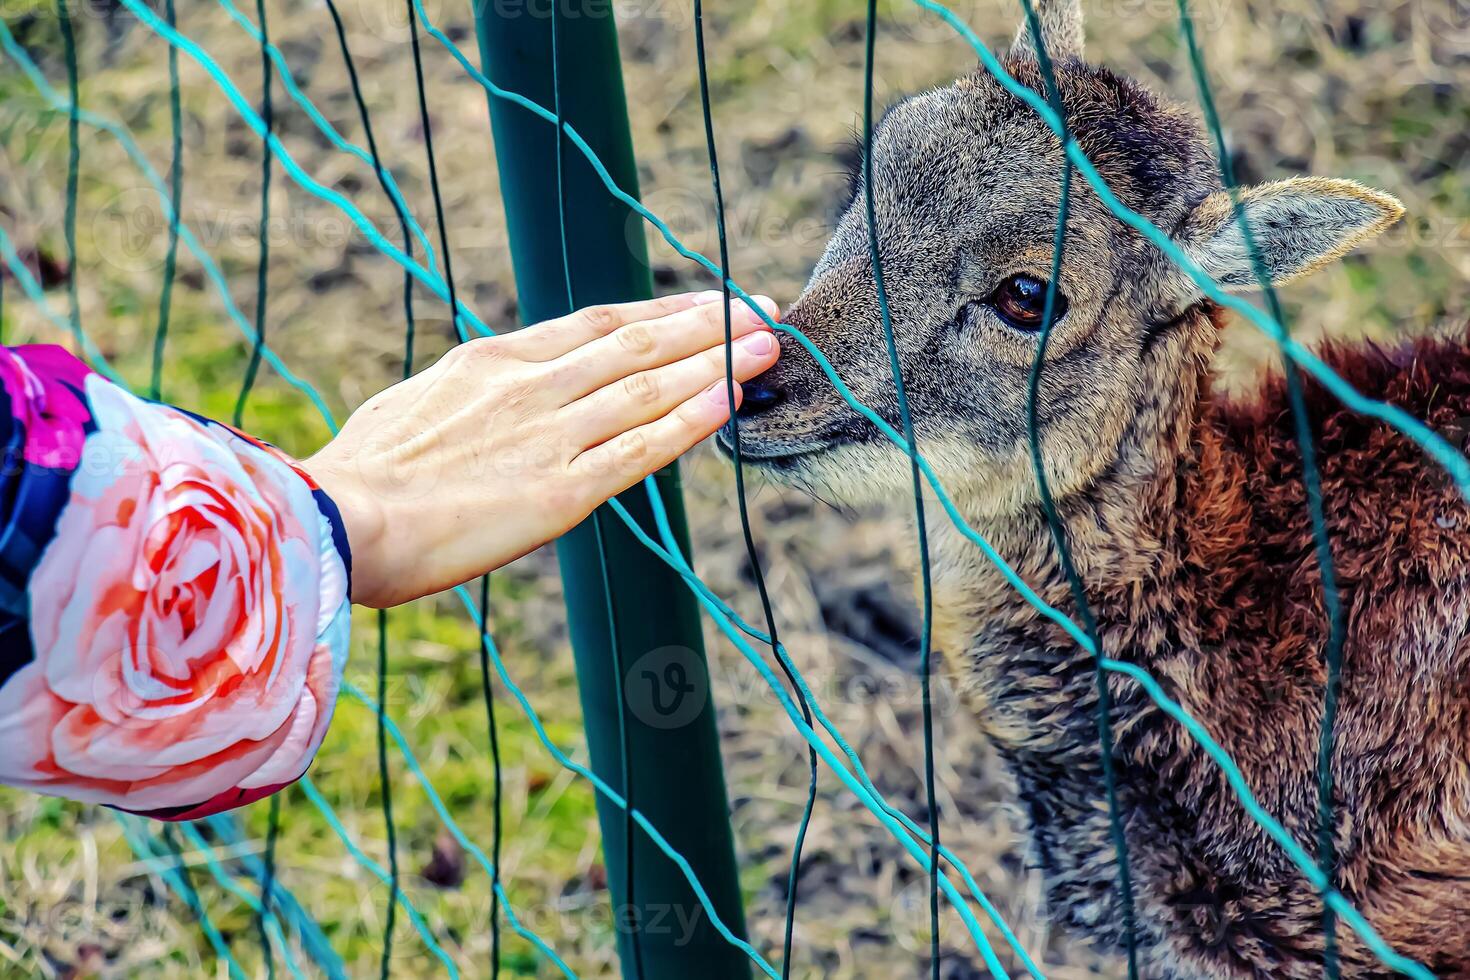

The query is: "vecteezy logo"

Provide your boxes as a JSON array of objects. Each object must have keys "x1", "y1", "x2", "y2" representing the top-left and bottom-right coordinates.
[
  {"x1": 890, "y1": 876, "x2": 950, "y2": 953},
  {"x1": 645, "y1": 661, "x2": 692, "y2": 715},
  {"x1": 625, "y1": 645, "x2": 708, "y2": 729}
]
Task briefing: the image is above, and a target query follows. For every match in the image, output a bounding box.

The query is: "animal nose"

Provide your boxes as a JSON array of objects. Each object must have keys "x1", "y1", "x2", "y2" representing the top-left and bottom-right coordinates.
[{"x1": 736, "y1": 378, "x2": 787, "y2": 418}]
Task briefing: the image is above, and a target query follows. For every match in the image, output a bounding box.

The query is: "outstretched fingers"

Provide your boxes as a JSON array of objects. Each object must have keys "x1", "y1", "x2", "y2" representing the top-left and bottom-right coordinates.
[
  {"x1": 502, "y1": 292, "x2": 702, "y2": 362},
  {"x1": 562, "y1": 329, "x2": 778, "y2": 449},
  {"x1": 569, "y1": 380, "x2": 744, "y2": 499},
  {"x1": 548, "y1": 292, "x2": 779, "y2": 405}
]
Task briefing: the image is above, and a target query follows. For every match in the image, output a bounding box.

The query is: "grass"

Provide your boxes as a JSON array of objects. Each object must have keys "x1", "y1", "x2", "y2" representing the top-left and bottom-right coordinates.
[{"x1": 1, "y1": 0, "x2": 1465, "y2": 975}]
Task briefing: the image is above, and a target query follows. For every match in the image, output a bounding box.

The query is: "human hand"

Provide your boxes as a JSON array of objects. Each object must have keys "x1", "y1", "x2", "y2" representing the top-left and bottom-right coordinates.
[{"x1": 303, "y1": 291, "x2": 780, "y2": 608}]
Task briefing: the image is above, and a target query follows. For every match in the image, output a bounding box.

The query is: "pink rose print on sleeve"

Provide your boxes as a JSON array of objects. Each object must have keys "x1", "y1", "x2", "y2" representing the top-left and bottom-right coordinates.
[{"x1": 0, "y1": 376, "x2": 350, "y2": 817}]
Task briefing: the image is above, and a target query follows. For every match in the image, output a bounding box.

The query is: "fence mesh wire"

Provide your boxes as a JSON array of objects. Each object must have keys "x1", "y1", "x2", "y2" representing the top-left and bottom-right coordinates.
[{"x1": 0, "y1": 0, "x2": 1454, "y2": 976}]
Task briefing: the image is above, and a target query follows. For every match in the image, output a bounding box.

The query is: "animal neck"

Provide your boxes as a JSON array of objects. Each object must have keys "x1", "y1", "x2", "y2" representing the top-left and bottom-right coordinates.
[
  {"x1": 922, "y1": 304, "x2": 1238, "y2": 944},
  {"x1": 930, "y1": 302, "x2": 1233, "y2": 793}
]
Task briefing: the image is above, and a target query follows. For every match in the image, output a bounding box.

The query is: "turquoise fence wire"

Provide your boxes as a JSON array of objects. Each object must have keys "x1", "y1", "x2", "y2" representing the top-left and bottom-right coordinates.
[
  {"x1": 114, "y1": 0, "x2": 495, "y2": 341},
  {"x1": 0, "y1": 224, "x2": 122, "y2": 382},
  {"x1": 1015, "y1": 0, "x2": 1139, "y2": 971},
  {"x1": 201, "y1": 812, "x2": 350, "y2": 978},
  {"x1": 690, "y1": 2, "x2": 818, "y2": 975},
  {"x1": 74, "y1": 3, "x2": 1434, "y2": 969},
  {"x1": 340, "y1": 681, "x2": 579, "y2": 980},
  {"x1": 605, "y1": 489, "x2": 1011, "y2": 978},
  {"x1": 173, "y1": 821, "x2": 306, "y2": 980},
  {"x1": 210, "y1": 0, "x2": 442, "y2": 288},
  {"x1": 444, "y1": 578, "x2": 786, "y2": 979},
  {"x1": 5, "y1": 3, "x2": 1447, "y2": 975},
  {"x1": 0, "y1": 33, "x2": 775, "y2": 973},
  {"x1": 629, "y1": 484, "x2": 1046, "y2": 977},
  {"x1": 1173, "y1": 1, "x2": 1348, "y2": 970},
  {"x1": 633, "y1": 488, "x2": 1042, "y2": 973},
  {"x1": 860, "y1": 4, "x2": 944, "y2": 973},
  {"x1": 543, "y1": 4, "x2": 648, "y2": 974},
  {"x1": 114, "y1": 816, "x2": 248, "y2": 980},
  {"x1": 298, "y1": 777, "x2": 462, "y2": 978},
  {"x1": 0, "y1": 16, "x2": 335, "y2": 422}
]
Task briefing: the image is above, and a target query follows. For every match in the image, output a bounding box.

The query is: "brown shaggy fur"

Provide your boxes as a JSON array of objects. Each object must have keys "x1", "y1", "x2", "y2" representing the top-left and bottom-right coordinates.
[
  {"x1": 724, "y1": 1, "x2": 1465, "y2": 973},
  {"x1": 935, "y1": 312, "x2": 1470, "y2": 977}
]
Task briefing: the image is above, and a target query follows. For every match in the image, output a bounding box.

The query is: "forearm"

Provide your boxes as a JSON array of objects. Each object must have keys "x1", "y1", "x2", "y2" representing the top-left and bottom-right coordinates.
[{"x1": 0, "y1": 289, "x2": 781, "y2": 817}]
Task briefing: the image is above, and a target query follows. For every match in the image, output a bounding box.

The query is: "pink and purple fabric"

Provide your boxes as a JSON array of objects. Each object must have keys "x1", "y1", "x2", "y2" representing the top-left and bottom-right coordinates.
[{"x1": 0, "y1": 346, "x2": 352, "y2": 820}]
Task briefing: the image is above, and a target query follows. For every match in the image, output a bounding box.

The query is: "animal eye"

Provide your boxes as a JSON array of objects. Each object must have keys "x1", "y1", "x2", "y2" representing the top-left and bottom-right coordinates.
[{"x1": 988, "y1": 274, "x2": 1067, "y2": 332}]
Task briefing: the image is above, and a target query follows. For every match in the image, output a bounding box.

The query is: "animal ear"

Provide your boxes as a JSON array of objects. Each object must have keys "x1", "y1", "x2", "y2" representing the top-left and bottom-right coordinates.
[
  {"x1": 1172, "y1": 177, "x2": 1404, "y2": 296},
  {"x1": 1010, "y1": 0, "x2": 1084, "y2": 61}
]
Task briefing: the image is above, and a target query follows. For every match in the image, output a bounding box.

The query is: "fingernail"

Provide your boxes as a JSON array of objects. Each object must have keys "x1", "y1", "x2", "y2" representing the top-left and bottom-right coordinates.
[
  {"x1": 692, "y1": 289, "x2": 725, "y2": 306},
  {"x1": 737, "y1": 331, "x2": 775, "y2": 355},
  {"x1": 743, "y1": 295, "x2": 779, "y2": 325},
  {"x1": 703, "y1": 380, "x2": 737, "y2": 407}
]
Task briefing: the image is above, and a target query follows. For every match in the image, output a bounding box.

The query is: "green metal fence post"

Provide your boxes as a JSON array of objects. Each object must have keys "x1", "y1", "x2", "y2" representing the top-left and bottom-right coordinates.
[{"x1": 470, "y1": 2, "x2": 751, "y2": 977}]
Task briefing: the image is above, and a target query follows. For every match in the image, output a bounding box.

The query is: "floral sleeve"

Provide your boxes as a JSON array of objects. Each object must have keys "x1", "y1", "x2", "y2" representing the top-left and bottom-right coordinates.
[{"x1": 0, "y1": 345, "x2": 352, "y2": 820}]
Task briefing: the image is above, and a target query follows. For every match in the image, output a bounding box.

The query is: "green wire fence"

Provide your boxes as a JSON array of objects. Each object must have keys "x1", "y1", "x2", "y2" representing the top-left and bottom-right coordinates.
[{"x1": 0, "y1": 0, "x2": 1451, "y2": 976}]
